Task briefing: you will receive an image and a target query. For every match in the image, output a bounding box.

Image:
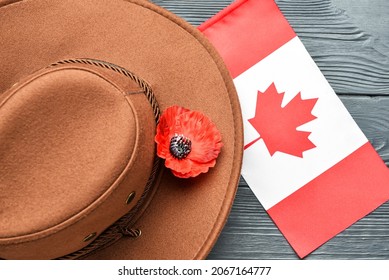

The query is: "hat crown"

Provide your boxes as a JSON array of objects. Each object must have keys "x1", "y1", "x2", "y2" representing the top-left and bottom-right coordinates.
[{"x1": 0, "y1": 60, "x2": 160, "y2": 259}]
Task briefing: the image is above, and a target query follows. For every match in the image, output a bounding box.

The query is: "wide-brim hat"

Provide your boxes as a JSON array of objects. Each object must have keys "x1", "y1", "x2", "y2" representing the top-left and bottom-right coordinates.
[{"x1": 0, "y1": 0, "x2": 243, "y2": 259}]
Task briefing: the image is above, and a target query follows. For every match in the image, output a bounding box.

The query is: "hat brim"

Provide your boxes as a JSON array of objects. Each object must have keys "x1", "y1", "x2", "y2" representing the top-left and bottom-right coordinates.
[{"x1": 0, "y1": 0, "x2": 243, "y2": 259}]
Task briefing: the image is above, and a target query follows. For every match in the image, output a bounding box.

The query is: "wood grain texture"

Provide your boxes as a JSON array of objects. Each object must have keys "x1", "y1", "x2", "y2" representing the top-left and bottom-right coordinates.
[
  {"x1": 152, "y1": 0, "x2": 389, "y2": 259},
  {"x1": 332, "y1": 0, "x2": 389, "y2": 46}
]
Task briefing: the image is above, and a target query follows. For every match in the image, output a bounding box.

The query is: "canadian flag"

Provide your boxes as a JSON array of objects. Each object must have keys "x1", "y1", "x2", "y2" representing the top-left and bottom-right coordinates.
[{"x1": 200, "y1": 0, "x2": 389, "y2": 258}]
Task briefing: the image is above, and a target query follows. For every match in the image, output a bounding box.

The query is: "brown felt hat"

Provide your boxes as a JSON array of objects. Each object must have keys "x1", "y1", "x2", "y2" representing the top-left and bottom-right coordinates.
[{"x1": 0, "y1": 0, "x2": 243, "y2": 259}]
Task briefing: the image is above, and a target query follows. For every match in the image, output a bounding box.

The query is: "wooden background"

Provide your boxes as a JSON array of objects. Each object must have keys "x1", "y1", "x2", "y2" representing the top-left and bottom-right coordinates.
[{"x1": 152, "y1": 0, "x2": 389, "y2": 259}]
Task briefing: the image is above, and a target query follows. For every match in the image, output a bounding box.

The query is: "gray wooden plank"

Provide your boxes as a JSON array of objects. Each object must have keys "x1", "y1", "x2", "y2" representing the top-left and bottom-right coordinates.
[
  {"x1": 342, "y1": 96, "x2": 389, "y2": 163},
  {"x1": 152, "y1": 0, "x2": 389, "y2": 259},
  {"x1": 332, "y1": 0, "x2": 389, "y2": 47}
]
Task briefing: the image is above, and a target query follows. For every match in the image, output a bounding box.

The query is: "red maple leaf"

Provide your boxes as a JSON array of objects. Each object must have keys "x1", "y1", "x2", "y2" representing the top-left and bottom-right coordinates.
[{"x1": 245, "y1": 83, "x2": 318, "y2": 157}]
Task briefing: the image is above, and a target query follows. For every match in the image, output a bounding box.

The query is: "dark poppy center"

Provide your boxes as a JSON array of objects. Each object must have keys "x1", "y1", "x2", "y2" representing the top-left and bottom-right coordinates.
[{"x1": 169, "y1": 134, "x2": 192, "y2": 159}]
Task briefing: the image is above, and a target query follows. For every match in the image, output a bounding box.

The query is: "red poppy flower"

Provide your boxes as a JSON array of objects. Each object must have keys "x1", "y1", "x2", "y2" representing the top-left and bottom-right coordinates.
[{"x1": 155, "y1": 105, "x2": 223, "y2": 178}]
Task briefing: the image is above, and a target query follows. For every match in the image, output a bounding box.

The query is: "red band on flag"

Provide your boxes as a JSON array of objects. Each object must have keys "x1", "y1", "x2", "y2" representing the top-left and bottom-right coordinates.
[
  {"x1": 199, "y1": 0, "x2": 296, "y2": 78},
  {"x1": 267, "y1": 143, "x2": 389, "y2": 258}
]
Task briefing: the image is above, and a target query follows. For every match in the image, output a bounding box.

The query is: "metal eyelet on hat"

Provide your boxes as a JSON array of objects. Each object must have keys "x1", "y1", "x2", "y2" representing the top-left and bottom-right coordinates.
[
  {"x1": 83, "y1": 232, "x2": 97, "y2": 242},
  {"x1": 121, "y1": 228, "x2": 142, "y2": 239},
  {"x1": 126, "y1": 191, "x2": 136, "y2": 205}
]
